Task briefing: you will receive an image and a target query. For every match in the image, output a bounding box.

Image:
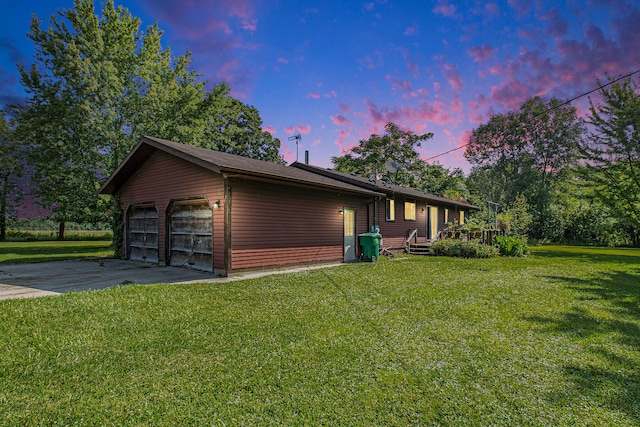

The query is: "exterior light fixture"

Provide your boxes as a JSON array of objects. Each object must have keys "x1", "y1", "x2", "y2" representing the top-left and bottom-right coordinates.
[
  {"x1": 338, "y1": 209, "x2": 344, "y2": 214},
  {"x1": 213, "y1": 200, "x2": 220, "y2": 208}
]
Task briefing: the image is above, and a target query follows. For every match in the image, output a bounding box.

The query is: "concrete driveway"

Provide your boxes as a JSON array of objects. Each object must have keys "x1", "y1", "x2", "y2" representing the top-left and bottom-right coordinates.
[{"x1": 0, "y1": 258, "x2": 342, "y2": 300}]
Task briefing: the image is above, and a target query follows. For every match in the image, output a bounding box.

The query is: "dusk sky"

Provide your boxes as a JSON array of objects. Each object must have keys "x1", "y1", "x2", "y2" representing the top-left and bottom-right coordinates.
[{"x1": 1, "y1": 0, "x2": 639, "y2": 172}]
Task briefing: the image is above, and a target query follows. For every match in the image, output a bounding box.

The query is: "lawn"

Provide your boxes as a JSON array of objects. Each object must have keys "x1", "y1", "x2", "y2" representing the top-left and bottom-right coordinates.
[
  {"x1": 0, "y1": 246, "x2": 638, "y2": 425},
  {"x1": 0, "y1": 240, "x2": 113, "y2": 264}
]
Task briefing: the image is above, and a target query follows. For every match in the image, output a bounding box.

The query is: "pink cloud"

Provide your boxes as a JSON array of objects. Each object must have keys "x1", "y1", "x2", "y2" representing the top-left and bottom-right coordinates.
[
  {"x1": 311, "y1": 139, "x2": 321, "y2": 147},
  {"x1": 330, "y1": 114, "x2": 352, "y2": 126},
  {"x1": 338, "y1": 103, "x2": 351, "y2": 114},
  {"x1": 281, "y1": 143, "x2": 295, "y2": 163},
  {"x1": 386, "y1": 74, "x2": 413, "y2": 92},
  {"x1": 334, "y1": 128, "x2": 353, "y2": 151},
  {"x1": 284, "y1": 126, "x2": 295, "y2": 134},
  {"x1": 324, "y1": 90, "x2": 338, "y2": 98},
  {"x1": 262, "y1": 125, "x2": 276, "y2": 135},
  {"x1": 404, "y1": 26, "x2": 418, "y2": 36},
  {"x1": 297, "y1": 124, "x2": 312, "y2": 134},
  {"x1": 310, "y1": 92, "x2": 320, "y2": 99},
  {"x1": 467, "y1": 45, "x2": 496, "y2": 62},
  {"x1": 433, "y1": 0, "x2": 457, "y2": 17},
  {"x1": 278, "y1": 57, "x2": 288, "y2": 64},
  {"x1": 541, "y1": 8, "x2": 568, "y2": 38},
  {"x1": 442, "y1": 63, "x2": 464, "y2": 92},
  {"x1": 362, "y1": 99, "x2": 456, "y2": 134},
  {"x1": 484, "y1": 2, "x2": 500, "y2": 17},
  {"x1": 507, "y1": 0, "x2": 532, "y2": 18}
]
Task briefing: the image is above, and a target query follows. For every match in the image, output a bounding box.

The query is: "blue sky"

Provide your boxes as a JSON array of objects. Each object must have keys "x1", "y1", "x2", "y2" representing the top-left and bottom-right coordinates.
[{"x1": 1, "y1": 0, "x2": 639, "y2": 172}]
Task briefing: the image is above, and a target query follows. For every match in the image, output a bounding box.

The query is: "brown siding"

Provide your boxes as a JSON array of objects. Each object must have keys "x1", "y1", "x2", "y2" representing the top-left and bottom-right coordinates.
[
  {"x1": 374, "y1": 198, "x2": 427, "y2": 249},
  {"x1": 229, "y1": 179, "x2": 372, "y2": 270},
  {"x1": 117, "y1": 150, "x2": 225, "y2": 272}
]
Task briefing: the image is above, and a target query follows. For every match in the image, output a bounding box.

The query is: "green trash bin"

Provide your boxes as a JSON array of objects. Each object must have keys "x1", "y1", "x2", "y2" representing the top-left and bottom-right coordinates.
[{"x1": 359, "y1": 232, "x2": 382, "y2": 262}]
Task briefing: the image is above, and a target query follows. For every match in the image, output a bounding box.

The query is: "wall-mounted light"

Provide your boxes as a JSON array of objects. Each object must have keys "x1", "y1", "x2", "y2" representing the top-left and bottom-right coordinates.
[
  {"x1": 421, "y1": 207, "x2": 425, "y2": 212},
  {"x1": 213, "y1": 200, "x2": 220, "y2": 208},
  {"x1": 338, "y1": 209, "x2": 344, "y2": 215}
]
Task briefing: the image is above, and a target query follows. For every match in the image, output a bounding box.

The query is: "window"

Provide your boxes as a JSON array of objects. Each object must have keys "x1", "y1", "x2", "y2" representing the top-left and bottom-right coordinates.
[
  {"x1": 444, "y1": 208, "x2": 449, "y2": 224},
  {"x1": 404, "y1": 201, "x2": 416, "y2": 221},
  {"x1": 386, "y1": 198, "x2": 395, "y2": 221},
  {"x1": 459, "y1": 210, "x2": 465, "y2": 225}
]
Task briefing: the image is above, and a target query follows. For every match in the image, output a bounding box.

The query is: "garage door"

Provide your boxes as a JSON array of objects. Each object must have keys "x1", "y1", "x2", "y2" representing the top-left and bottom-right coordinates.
[
  {"x1": 128, "y1": 205, "x2": 159, "y2": 263},
  {"x1": 169, "y1": 200, "x2": 213, "y2": 272}
]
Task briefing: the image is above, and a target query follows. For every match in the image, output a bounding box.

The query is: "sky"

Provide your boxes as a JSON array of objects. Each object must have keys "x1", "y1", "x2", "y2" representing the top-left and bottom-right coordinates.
[{"x1": 1, "y1": 0, "x2": 639, "y2": 173}]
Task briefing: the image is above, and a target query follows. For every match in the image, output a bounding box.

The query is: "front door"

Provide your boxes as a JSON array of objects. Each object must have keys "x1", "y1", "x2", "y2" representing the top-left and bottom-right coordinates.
[
  {"x1": 427, "y1": 206, "x2": 438, "y2": 240},
  {"x1": 343, "y1": 208, "x2": 356, "y2": 262}
]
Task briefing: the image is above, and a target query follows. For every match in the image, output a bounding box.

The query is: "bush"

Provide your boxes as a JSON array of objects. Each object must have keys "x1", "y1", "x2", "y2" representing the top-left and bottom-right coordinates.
[
  {"x1": 431, "y1": 239, "x2": 499, "y2": 258},
  {"x1": 494, "y1": 235, "x2": 529, "y2": 257}
]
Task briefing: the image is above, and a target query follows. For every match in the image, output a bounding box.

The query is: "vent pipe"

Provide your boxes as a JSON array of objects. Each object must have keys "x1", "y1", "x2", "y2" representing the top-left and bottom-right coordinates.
[{"x1": 305, "y1": 150, "x2": 309, "y2": 164}]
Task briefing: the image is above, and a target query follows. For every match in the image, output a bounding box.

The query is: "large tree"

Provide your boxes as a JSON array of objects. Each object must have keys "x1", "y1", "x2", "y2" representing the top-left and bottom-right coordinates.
[
  {"x1": 332, "y1": 123, "x2": 432, "y2": 186},
  {"x1": 16, "y1": 0, "x2": 281, "y2": 240},
  {"x1": 332, "y1": 122, "x2": 468, "y2": 199},
  {"x1": 465, "y1": 97, "x2": 583, "y2": 238},
  {"x1": 577, "y1": 77, "x2": 640, "y2": 245},
  {"x1": 0, "y1": 113, "x2": 23, "y2": 241}
]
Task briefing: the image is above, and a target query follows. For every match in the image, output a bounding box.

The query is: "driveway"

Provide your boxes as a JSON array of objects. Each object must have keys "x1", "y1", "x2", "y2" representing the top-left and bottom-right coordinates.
[{"x1": 0, "y1": 258, "x2": 342, "y2": 300}]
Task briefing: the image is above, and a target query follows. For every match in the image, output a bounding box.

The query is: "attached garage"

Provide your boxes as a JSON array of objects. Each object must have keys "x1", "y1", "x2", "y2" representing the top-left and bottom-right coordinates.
[
  {"x1": 127, "y1": 204, "x2": 159, "y2": 263},
  {"x1": 167, "y1": 199, "x2": 213, "y2": 272}
]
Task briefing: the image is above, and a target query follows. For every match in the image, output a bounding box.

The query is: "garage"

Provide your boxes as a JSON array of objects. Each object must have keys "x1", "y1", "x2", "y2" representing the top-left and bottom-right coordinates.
[
  {"x1": 168, "y1": 199, "x2": 213, "y2": 272},
  {"x1": 127, "y1": 205, "x2": 159, "y2": 263}
]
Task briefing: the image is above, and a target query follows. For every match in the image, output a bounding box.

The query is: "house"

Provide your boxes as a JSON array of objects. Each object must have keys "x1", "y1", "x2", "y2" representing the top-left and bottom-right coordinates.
[
  {"x1": 291, "y1": 162, "x2": 478, "y2": 251},
  {"x1": 99, "y1": 136, "x2": 477, "y2": 275}
]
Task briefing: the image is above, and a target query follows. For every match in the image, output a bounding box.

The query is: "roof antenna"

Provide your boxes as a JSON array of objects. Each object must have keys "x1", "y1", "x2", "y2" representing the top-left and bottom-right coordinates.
[{"x1": 288, "y1": 133, "x2": 302, "y2": 162}]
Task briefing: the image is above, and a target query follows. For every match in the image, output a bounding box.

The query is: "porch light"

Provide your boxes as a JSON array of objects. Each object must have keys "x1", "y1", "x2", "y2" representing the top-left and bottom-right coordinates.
[
  {"x1": 338, "y1": 209, "x2": 344, "y2": 214},
  {"x1": 213, "y1": 200, "x2": 220, "y2": 208}
]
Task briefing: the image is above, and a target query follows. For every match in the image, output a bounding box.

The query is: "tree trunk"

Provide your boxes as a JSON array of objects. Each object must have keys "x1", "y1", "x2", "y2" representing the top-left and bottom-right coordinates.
[
  {"x1": 0, "y1": 174, "x2": 7, "y2": 241},
  {"x1": 57, "y1": 221, "x2": 65, "y2": 240}
]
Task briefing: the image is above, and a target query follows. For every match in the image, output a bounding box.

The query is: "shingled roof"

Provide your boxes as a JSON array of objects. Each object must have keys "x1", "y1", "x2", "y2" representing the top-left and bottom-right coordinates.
[
  {"x1": 99, "y1": 136, "x2": 384, "y2": 197},
  {"x1": 291, "y1": 161, "x2": 479, "y2": 210}
]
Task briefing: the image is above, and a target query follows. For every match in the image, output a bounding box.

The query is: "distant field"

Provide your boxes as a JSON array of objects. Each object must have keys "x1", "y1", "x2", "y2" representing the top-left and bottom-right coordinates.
[
  {"x1": 4, "y1": 229, "x2": 113, "y2": 241},
  {"x1": 0, "y1": 240, "x2": 113, "y2": 264}
]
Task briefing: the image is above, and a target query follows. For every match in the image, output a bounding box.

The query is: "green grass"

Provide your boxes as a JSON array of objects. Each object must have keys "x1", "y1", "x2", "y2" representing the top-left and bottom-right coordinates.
[
  {"x1": 0, "y1": 240, "x2": 114, "y2": 264},
  {"x1": 0, "y1": 246, "x2": 639, "y2": 425}
]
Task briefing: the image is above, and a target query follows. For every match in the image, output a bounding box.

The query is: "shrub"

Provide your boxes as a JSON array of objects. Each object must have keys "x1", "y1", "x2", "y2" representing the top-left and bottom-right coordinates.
[
  {"x1": 431, "y1": 239, "x2": 499, "y2": 258},
  {"x1": 494, "y1": 235, "x2": 530, "y2": 257}
]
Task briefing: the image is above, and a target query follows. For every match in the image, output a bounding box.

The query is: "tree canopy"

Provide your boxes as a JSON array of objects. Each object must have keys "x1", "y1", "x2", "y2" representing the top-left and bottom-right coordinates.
[
  {"x1": 0, "y1": 112, "x2": 23, "y2": 240},
  {"x1": 465, "y1": 96, "x2": 583, "y2": 239},
  {"x1": 331, "y1": 122, "x2": 468, "y2": 199},
  {"x1": 15, "y1": 0, "x2": 281, "y2": 238},
  {"x1": 577, "y1": 77, "x2": 640, "y2": 244}
]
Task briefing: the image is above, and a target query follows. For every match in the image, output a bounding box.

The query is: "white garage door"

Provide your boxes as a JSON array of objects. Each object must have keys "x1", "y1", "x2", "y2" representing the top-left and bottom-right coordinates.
[
  {"x1": 169, "y1": 200, "x2": 213, "y2": 272},
  {"x1": 128, "y1": 205, "x2": 159, "y2": 264}
]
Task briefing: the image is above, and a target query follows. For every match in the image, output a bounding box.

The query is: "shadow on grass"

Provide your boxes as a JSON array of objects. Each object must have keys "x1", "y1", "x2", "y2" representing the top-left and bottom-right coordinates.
[{"x1": 525, "y1": 268, "x2": 640, "y2": 422}]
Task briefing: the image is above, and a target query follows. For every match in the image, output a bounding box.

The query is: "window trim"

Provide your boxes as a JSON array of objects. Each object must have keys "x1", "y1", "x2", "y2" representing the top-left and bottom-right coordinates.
[
  {"x1": 404, "y1": 200, "x2": 416, "y2": 221},
  {"x1": 386, "y1": 198, "x2": 395, "y2": 221}
]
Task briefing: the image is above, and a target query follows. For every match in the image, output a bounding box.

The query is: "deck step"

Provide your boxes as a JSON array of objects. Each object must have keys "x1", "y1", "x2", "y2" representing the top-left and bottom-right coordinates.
[{"x1": 407, "y1": 242, "x2": 432, "y2": 255}]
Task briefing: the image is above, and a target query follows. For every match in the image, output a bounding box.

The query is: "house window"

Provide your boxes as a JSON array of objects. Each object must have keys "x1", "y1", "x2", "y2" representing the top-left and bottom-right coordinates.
[
  {"x1": 404, "y1": 201, "x2": 416, "y2": 221},
  {"x1": 445, "y1": 208, "x2": 449, "y2": 224},
  {"x1": 386, "y1": 198, "x2": 395, "y2": 221},
  {"x1": 460, "y1": 210, "x2": 465, "y2": 225}
]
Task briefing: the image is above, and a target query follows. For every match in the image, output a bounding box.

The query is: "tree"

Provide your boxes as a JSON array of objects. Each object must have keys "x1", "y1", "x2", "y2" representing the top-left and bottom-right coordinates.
[
  {"x1": 332, "y1": 123, "x2": 433, "y2": 187},
  {"x1": 577, "y1": 77, "x2": 640, "y2": 245},
  {"x1": 0, "y1": 113, "x2": 23, "y2": 240},
  {"x1": 465, "y1": 97, "x2": 583, "y2": 239},
  {"x1": 16, "y1": 0, "x2": 281, "y2": 241},
  {"x1": 497, "y1": 193, "x2": 533, "y2": 236}
]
